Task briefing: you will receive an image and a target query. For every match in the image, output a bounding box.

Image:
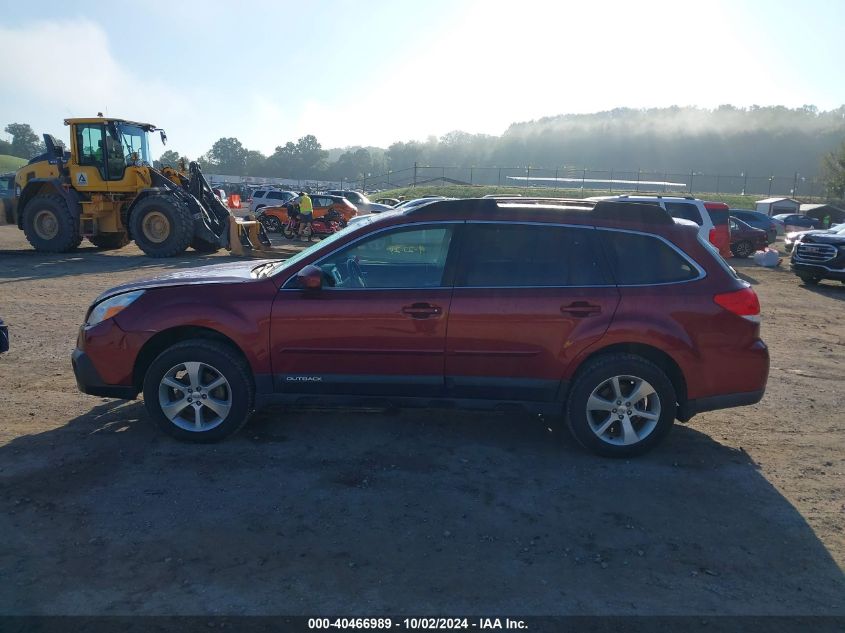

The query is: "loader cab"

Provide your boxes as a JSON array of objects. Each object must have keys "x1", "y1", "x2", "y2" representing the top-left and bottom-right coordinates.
[{"x1": 67, "y1": 118, "x2": 155, "y2": 193}]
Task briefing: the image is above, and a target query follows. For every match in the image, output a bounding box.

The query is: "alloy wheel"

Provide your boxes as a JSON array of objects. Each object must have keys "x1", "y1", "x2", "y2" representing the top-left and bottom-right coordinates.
[
  {"x1": 158, "y1": 361, "x2": 232, "y2": 432},
  {"x1": 585, "y1": 375, "x2": 661, "y2": 446}
]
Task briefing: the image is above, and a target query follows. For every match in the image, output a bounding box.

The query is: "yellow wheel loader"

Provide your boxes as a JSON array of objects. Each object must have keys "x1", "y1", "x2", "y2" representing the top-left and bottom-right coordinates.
[{"x1": 12, "y1": 116, "x2": 273, "y2": 258}]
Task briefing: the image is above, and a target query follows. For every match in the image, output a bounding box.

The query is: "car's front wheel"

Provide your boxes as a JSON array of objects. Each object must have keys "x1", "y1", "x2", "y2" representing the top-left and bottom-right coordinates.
[
  {"x1": 142, "y1": 339, "x2": 254, "y2": 442},
  {"x1": 566, "y1": 354, "x2": 677, "y2": 457},
  {"x1": 797, "y1": 273, "x2": 821, "y2": 286}
]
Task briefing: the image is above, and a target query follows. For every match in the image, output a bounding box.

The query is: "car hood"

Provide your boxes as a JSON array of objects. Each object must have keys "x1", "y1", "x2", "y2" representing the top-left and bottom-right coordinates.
[
  {"x1": 786, "y1": 228, "x2": 821, "y2": 239},
  {"x1": 92, "y1": 259, "x2": 275, "y2": 304},
  {"x1": 801, "y1": 232, "x2": 845, "y2": 245},
  {"x1": 365, "y1": 202, "x2": 394, "y2": 212}
]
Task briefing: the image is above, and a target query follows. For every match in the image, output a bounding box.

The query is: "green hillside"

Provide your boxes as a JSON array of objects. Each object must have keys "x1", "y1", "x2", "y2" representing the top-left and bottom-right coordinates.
[{"x1": 0, "y1": 154, "x2": 27, "y2": 173}]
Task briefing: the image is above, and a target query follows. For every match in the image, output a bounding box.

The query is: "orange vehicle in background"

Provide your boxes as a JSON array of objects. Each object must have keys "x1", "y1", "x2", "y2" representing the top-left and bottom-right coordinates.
[{"x1": 258, "y1": 193, "x2": 357, "y2": 233}]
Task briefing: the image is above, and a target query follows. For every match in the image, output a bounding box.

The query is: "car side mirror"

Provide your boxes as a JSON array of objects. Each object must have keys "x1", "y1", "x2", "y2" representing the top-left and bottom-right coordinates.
[{"x1": 296, "y1": 265, "x2": 323, "y2": 290}]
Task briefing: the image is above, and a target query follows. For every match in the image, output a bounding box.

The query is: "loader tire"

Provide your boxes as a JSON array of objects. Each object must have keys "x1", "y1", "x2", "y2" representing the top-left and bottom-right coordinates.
[
  {"x1": 22, "y1": 194, "x2": 81, "y2": 253},
  {"x1": 89, "y1": 232, "x2": 129, "y2": 250},
  {"x1": 130, "y1": 195, "x2": 193, "y2": 258}
]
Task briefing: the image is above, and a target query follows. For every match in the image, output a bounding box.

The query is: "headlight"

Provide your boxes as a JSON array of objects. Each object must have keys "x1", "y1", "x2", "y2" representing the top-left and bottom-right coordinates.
[{"x1": 87, "y1": 290, "x2": 145, "y2": 326}]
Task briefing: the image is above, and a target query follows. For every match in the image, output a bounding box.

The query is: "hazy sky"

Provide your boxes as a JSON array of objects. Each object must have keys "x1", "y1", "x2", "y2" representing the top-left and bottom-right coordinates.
[{"x1": 2, "y1": 0, "x2": 843, "y2": 159}]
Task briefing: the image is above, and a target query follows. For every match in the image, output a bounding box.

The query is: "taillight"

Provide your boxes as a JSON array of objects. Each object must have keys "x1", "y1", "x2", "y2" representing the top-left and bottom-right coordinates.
[
  {"x1": 714, "y1": 287, "x2": 760, "y2": 323},
  {"x1": 709, "y1": 226, "x2": 732, "y2": 257}
]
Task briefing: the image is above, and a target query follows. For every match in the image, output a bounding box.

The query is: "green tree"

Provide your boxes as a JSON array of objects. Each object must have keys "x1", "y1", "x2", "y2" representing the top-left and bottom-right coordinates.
[
  {"x1": 156, "y1": 149, "x2": 182, "y2": 168},
  {"x1": 244, "y1": 150, "x2": 269, "y2": 176},
  {"x1": 208, "y1": 137, "x2": 247, "y2": 175},
  {"x1": 822, "y1": 140, "x2": 845, "y2": 198},
  {"x1": 0, "y1": 138, "x2": 11, "y2": 155},
  {"x1": 295, "y1": 135, "x2": 328, "y2": 177},
  {"x1": 5, "y1": 123, "x2": 43, "y2": 159}
]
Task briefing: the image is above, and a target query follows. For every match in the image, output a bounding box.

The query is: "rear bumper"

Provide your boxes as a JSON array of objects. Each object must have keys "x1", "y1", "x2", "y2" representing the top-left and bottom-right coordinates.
[
  {"x1": 677, "y1": 389, "x2": 765, "y2": 421},
  {"x1": 72, "y1": 349, "x2": 138, "y2": 399}
]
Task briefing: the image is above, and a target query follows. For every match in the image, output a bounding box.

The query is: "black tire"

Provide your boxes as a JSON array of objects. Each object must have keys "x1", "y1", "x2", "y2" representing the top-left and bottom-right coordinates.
[
  {"x1": 129, "y1": 195, "x2": 193, "y2": 258},
  {"x1": 282, "y1": 225, "x2": 295, "y2": 240},
  {"x1": 191, "y1": 237, "x2": 221, "y2": 253},
  {"x1": 88, "y1": 232, "x2": 129, "y2": 250},
  {"x1": 261, "y1": 215, "x2": 282, "y2": 233},
  {"x1": 142, "y1": 339, "x2": 254, "y2": 442},
  {"x1": 798, "y1": 273, "x2": 821, "y2": 286},
  {"x1": 566, "y1": 353, "x2": 677, "y2": 458},
  {"x1": 22, "y1": 194, "x2": 82, "y2": 253},
  {"x1": 732, "y1": 240, "x2": 753, "y2": 258}
]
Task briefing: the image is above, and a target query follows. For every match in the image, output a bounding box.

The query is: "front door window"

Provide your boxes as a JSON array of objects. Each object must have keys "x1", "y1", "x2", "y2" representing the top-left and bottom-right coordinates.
[{"x1": 315, "y1": 225, "x2": 455, "y2": 289}]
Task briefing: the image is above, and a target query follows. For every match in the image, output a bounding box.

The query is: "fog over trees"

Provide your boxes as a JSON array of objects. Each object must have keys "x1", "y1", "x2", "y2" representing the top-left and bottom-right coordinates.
[{"x1": 6, "y1": 106, "x2": 845, "y2": 190}]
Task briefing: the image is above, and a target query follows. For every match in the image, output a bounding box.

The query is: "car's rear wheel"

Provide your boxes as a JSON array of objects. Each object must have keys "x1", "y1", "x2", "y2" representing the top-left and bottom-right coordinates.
[
  {"x1": 732, "y1": 240, "x2": 754, "y2": 258},
  {"x1": 142, "y1": 339, "x2": 254, "y2": 442},
  {"x1": 566, "y1": 354, "x2": 676, "y2": 457}
]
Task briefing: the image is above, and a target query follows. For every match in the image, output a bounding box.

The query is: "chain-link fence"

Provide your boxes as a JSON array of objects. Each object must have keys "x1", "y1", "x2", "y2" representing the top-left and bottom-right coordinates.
[{"x1": 343, "y1": 164, "x2": 826, "y2": 198}]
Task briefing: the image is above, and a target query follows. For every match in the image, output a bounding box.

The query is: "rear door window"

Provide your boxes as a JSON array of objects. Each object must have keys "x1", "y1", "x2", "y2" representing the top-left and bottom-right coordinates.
[
  {"x1": 456, "y1": 223, "x2": 609, "y2": 287},
  {"x1": 599, "y1": 230, "x2": 700, "y2": 285},
  {"x1": 664, "y1": 202, "x2": 703, "y2": 225},
  {"x1": 267, "y1": 191, "x2": 288, "y2": 200}
]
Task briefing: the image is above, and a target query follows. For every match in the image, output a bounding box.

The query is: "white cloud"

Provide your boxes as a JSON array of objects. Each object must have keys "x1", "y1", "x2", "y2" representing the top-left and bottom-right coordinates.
[{"x1": 0, "y1": 19, "x2": 211, "y2": 156}]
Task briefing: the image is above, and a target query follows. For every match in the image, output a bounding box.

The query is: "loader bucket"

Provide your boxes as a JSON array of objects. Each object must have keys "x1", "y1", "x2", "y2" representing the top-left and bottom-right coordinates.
[{"x1": 228, "y1": 217, "x2": 285, "y2": 257}]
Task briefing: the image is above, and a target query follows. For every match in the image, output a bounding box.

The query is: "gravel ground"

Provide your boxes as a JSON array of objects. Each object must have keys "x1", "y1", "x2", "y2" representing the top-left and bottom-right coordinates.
[{"x1": 0, "y1": 225, "x2": 843, "y2": 616}]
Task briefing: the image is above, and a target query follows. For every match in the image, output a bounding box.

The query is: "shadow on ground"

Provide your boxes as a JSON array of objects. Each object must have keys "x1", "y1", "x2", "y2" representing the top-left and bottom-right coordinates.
[{"x1": 2, "y1": 400, "x2": 843, "y2": 616}]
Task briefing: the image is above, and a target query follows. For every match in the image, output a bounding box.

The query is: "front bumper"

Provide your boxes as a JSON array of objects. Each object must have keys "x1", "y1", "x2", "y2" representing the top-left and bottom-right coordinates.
[
  {"x1": 71, "y1": 349, "x2": 138, "y2": 399},
  {"x1": 791, "y1": 261, "x2": 845, "y2": 281}
]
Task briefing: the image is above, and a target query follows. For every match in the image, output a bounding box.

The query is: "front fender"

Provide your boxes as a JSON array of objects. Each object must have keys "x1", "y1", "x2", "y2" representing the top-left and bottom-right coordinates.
[{"x1": 17, "y1": 179, "x2": 81, "y2": 228}]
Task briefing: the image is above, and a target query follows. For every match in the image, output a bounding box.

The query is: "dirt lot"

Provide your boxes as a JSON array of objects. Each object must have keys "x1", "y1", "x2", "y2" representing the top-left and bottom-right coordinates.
[{"x1": 0, "y1": 224, "x2": 843, "y2": 616}]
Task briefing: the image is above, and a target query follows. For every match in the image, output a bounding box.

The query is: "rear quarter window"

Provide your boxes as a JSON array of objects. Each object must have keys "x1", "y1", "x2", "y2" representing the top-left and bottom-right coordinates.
[
  {"x1": 664, "y1": 202, "x2": 703, "y2": 225},
  {"x1": 253, "y1": 190, "x2": 266, "y2": 198},
  {"x1": 599, "y1": 230, "x2": 700, "y2": 285}
]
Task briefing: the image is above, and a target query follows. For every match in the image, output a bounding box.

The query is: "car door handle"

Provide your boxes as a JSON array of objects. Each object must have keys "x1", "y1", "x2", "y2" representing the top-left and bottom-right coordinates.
[
  {"x1": 401, "y1": 303, "x2": 443, "y2": 319},
  {"x1": 560, "y1": 301, "x2": 602, "y2": 317}
]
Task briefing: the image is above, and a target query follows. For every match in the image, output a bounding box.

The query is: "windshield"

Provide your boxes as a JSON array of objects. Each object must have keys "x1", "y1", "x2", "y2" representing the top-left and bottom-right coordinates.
[
  {"x1": 263, "y1": 215, "x2": 384, "y2": 277},
  {"x1": 115, "y1": 123, "x2": 150, "y2": 163}
]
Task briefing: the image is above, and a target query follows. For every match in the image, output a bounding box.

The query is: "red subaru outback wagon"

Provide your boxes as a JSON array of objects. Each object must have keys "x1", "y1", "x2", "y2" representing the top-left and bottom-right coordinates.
[{"x1": 72, "y1": 198, "x2": 769, "y2": 456}]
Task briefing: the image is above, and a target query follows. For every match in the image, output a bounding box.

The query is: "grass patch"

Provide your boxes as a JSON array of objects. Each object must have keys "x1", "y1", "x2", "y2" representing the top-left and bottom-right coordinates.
[
  {"x1": 375, "y1": 184, "x2": 816, "y2": 210},
  {"x1": 0, "y1": 154, "x2": 27, "y2": 173}
]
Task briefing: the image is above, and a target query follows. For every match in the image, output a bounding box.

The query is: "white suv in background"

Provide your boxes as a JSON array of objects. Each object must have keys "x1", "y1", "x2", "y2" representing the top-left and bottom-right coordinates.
[
  {"x1": 589, "y1": 195, "x2": 732, "y2": 258},
  {"x1": 250, "y1": 189, "x2": 297, "y2": 212}
]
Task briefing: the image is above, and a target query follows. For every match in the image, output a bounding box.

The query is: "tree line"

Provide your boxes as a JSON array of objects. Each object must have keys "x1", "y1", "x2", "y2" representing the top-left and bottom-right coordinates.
[{"x1": 3, "y1": 106, "x2": 845, "y2": 196}]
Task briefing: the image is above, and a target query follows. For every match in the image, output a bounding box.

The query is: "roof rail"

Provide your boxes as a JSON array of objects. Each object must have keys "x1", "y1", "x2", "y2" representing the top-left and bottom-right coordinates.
[
  {"x1": 616, "y1": 194, "x2": 696, "y2": 201},
  {"x1": 405, "y1": 197, "x2": 673, "y2": 224}
]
